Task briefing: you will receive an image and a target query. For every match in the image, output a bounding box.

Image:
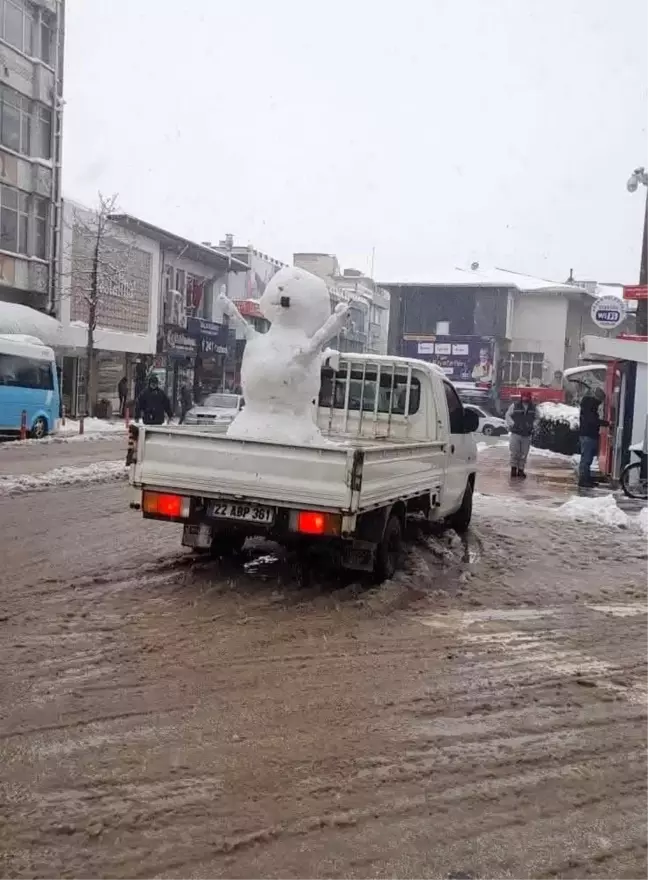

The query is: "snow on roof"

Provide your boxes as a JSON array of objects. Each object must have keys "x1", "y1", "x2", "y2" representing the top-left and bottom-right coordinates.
[
  {"x1": 379, "y1": 266, "x2": 591, "y2": 296},
  {"x1": 0, "y1": 301, "x2": 62, "y2": 344}
]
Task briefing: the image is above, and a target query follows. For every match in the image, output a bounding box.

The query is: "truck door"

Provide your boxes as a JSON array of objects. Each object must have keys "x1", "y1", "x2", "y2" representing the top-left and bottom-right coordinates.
[{"x1": 443, "y1": 382, "x2": 471, "y2": 509}]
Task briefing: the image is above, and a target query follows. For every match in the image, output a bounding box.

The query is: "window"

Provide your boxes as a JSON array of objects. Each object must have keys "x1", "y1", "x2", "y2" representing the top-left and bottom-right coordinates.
[
  {"x1": 0, "y1": 353, "x2": 53, "y2": 389},
  {"x1": 443, "y1": 382, "x2": 465, "y2": 433},
  {"x1": 0, "y1": 84, "x2": 31, "y2": 155},
  {"x1": 34, "y1": 196, "x2": 47, "y2": 258},
  {"x1": 319, "y1": 367, "x2": 421, "y2": 415},
  {"x1": 36, "y1": 106, "x2": 51, "y2": 159},
  {"x1": 502, "y1": 351, "x2": 544, "y2": 385},
  {"x1": 0, "y1": 185, "x2": 30, "y2": 255},
  {"x1": 174, "y1": 268, "x2": 186, "y2": 295},
  {"x1": 40, "y1": 19, "x2": 53, "y2": 65},
  {"x1": 0, "y1": 0, "x2": 34, "y2": 55}
]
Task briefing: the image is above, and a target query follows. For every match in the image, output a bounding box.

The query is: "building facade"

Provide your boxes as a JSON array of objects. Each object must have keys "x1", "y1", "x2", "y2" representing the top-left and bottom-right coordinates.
[
  {"x1": 293, "y1": 252, "x2": 390, "y2": 355},
  {"x1": 0, "y1": 0, "x2": 63, "y2": 313},
  {"x1": 55, "y1": 201, "x2": 161, "y2": 416},
  {"x1": 383, "y1": 266, "x2": 603, "y2": 408}
]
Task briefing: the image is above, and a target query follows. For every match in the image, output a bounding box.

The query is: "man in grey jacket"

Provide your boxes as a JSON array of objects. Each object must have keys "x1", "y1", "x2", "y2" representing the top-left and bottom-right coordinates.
[{"x1": 505, "y1": 389, "x2": 537, "y2": 478}]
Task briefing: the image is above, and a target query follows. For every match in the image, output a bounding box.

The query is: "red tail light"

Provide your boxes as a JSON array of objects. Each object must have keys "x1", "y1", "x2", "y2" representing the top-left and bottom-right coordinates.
[
  {"x1": 142, "y1": 491, "x2": 190, "y2": 519},
  {"x1": 295, "y1": 510, "x2": 341, "y2": 536}
]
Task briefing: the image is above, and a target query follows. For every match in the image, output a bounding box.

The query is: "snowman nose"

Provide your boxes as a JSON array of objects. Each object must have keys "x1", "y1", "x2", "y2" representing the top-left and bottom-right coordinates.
[{"x1": 280, "y1": 296, "x2": 291, "y2": 308}]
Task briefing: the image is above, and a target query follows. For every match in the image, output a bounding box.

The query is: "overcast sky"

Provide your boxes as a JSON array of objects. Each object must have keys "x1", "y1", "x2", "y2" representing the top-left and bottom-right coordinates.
[{"x1": 62, "y1": 0, "x2": 647, "y2": 285}]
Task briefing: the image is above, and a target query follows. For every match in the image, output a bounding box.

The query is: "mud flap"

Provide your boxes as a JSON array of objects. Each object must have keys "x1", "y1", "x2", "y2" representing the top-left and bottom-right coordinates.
[
  {"x1": 182, "y1": 523, "x2": 213, "y2": 549},
  {"x1": 341, "y1": 539, "x2": 376, "y2": 572}
]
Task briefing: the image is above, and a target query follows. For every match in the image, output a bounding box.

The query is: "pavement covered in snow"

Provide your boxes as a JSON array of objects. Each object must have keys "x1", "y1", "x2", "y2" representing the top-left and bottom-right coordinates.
[{"x1": 0, "y1": 460, "x2": 127, "y2": 495}]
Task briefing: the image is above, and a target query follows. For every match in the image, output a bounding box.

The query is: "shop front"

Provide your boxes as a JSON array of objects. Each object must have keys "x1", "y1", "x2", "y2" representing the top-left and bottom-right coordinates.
[
  {"x1": 187, "y1": 317, "x2": 229, "y2": 399},
  {"x1": 157, "y1": 325, "x2": 198, "y2": 416}
]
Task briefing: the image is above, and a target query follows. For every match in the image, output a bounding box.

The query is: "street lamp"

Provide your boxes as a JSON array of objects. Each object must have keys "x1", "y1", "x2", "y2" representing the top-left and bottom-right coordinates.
[{"x1": 627, "y1": 167, "x2": 648, "y2": 335}]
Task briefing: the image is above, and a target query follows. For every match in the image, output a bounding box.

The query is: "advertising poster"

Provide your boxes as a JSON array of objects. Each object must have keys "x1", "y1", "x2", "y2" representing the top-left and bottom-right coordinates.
[{"x1": 402, "y1": 335, "x2": 495, "y2": 383}]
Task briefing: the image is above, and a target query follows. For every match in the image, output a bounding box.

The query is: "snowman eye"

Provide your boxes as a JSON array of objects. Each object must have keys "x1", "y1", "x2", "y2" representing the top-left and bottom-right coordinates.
[{"x1": 280, "y1": 296, "x2": 291, "y2": 307}]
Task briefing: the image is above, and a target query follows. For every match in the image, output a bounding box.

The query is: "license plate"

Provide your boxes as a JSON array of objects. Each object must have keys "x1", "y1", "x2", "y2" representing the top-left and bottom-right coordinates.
[{"x1": 209, "y1": 501, "x2": 275, "y2": 524}]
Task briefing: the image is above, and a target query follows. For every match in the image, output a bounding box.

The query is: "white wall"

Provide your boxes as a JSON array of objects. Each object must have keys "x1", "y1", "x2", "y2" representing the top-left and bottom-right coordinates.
[
  {"x1": 510, "y1": 294, "x2": 568, "y2": 377},
  {"x1": 57, "y1": 201, "x2": 161, "y2": 354}
]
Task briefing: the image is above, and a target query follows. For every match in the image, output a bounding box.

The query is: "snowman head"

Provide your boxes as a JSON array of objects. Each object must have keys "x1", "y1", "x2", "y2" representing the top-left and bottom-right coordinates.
[{"x1": 259, "y1": 267, "x2": 331, "y2": 336}]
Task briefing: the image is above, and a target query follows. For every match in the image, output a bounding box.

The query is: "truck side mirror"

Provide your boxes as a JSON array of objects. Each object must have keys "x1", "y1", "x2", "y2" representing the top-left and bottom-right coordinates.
[{"x1": 463, "y1": 407, "x2": 479, "y2": 433}]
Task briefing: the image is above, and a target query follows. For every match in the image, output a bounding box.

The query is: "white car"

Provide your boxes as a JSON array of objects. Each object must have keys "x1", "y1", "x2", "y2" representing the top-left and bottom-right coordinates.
[
  {"x1": 183, "y1": 393, "x2": 243, "y2": 427},
  {"x1": 464, "y1": 404, "x2": 508, "y2": 436}
]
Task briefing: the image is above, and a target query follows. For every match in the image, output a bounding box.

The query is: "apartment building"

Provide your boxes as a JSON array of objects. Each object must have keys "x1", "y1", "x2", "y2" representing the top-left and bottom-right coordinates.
[{"x1": 0, "y1": 0, "x2": 63, "y2": 312}]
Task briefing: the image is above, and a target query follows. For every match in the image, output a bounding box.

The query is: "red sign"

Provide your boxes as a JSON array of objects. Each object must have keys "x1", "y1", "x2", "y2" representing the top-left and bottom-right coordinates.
[
  {"x1": 237, "y1": 299, "x2": 263, "y2": 318},
  {"x1": 499, "y1": 385, "x2": 565, "y2": 403},
  {"x1": 623, "y1": 284, "x2": 648, "y2": 300}
]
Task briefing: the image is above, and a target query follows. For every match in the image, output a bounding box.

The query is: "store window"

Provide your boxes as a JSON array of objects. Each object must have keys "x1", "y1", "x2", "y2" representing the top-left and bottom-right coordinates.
[
  {"x1": 0, "y1": 84, "x2": 31, "y2": 155},
  {"x1": 502, "y1": 351, "x2": 544, "y2": 385}
]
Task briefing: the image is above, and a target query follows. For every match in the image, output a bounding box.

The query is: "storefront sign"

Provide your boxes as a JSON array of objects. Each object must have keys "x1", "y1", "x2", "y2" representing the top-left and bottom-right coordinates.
[
  {"x1": 591, "y1": 295, "x2": 625, "y2": 329},
  {"x1": 623, "y1": 284, "x2": 648, "y2": 300},
  {"x1": 403, "y1": 335, "x2": 495, "y2": 383},
  {"x1": 164, "y1": 325, "x2": 197, "y2": 354},
  {"x1": 187, "y1": 317, "x2": 222, "y2": 338}
]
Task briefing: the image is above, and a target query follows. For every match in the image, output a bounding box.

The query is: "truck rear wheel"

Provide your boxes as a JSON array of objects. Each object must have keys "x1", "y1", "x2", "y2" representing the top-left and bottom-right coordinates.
[
  {"x1": 373, "y1": 514, "x2": 402, "y2": 583},
  {"x1": 447, "y1": 481, "x2": 473, "y2": 534},
  {"x1": 209, "y1": 532, "x2": 246, "y2": 558}
]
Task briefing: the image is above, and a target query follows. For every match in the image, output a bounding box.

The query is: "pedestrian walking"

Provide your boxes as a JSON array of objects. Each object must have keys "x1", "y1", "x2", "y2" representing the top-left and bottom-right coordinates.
[
  {"x1": 117, "y1": 376, "x2": 128, "y2": 418},
  {"x1": 179, "y1": 384, "x2": 192, "y2": 424},
  {"x1": 134, "y1": 375, "x2": 173, "y2": 426},
  {"x1": 505, "y1": 389, "x2": 537, "y2": 479},
  {"x1": 578, "y1": 387, "x2": 607, "y2": 488}
]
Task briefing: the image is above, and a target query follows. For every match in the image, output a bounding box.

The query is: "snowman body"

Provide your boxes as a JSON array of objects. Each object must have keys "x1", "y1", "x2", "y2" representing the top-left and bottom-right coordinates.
[{"x1": 225, "y1": 267, "x2": 345, "y2": 445}]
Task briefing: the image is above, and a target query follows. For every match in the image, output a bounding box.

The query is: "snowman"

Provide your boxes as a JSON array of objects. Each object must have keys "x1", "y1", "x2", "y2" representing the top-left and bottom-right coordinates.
[{"x1": 218, "y1": 266, "x2": 350, "y2": 445}]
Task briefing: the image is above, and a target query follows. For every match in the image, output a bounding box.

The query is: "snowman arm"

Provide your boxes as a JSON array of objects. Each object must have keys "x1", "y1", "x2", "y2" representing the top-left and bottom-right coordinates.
[
  {"x1": 302, "y1": 304, "x2": 350, "y2": 358},
  {"x1": 217, "y1": 292, "x2": 257, "y2": 341}
]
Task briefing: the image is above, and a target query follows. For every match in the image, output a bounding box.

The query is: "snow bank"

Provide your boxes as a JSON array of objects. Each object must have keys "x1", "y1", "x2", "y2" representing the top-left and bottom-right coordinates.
[
  {"x1": 637, "y1": 507, "x2": 648, "y2": 535},
  {"x1": 58, "y1": 418, "x2": 125, "y2": 438},
  {"x1": 537, "y1": 402, "x2": 579, "y2": 431},
  {"x1": 558, "y1": 494, "x2": 629, "y2": 527},
  {"x1": 529, "y1": 446, "x2": 574, "y2": 462},
  {"x1": 0, "y1": 461, "x2": 127, "y2": 496}
]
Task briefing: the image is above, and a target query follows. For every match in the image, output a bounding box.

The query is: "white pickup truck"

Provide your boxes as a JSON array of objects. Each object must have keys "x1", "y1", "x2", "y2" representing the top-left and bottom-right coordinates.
[{"x1": 127, "y1": 354, "x2": 479, "y2": 580}]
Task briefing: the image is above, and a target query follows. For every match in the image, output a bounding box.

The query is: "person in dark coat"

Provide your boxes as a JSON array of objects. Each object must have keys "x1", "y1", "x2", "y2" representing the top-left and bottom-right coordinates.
[
  {"x1": 505, "y1": 388, "x2": 537, "y2": 479},
  {"x1": 134, "y1": 375, "x2": 172, "y2": 425},
  {"x1": 578, "y1": 388, "x2": 608, "y2": 488},
  {"x1": 117, "y1": 376, "x2": 128, "y2": 418},
  {"x1": 179, "y1": 384, "x2": 193, "y2": 424}
]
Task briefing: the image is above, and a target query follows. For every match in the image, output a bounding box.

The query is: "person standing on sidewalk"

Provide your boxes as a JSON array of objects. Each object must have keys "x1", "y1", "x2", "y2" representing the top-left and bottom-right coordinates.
[
  {"x1": 134, "y1": 375, "x2": 172, "y2": 426},
  {"x1": 505, "y1": 389, "x2": 537, "y2": 479},
  {"x1": 578, "y1": 387, "x2": 608, "y2": 488},
  {"x1": 117, "y1": 376, "x2": 128, "y2": 418}
]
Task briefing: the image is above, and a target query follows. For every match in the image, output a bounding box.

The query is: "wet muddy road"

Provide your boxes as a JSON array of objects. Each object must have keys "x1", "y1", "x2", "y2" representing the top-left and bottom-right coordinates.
[{"x1": 1, "y1": 482, "x2": 646, "y2": 879}]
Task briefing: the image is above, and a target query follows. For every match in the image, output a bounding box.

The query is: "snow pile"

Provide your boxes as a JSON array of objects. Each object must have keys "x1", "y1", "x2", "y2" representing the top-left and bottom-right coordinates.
[
  {"x1": 637, "y1": 507, "x2": 648, "y2": 535},
  {"x1": 558, "y1": 494, "x2": 629, "y2": 527},
  {"x1": 537, "y1": 402, "x2": 579, "y2": 431},
  {"x1": 0, "y1": 461, "x2": 127, "y2": 496},
  {"x1": 529, "y1": 446, "x2": 574, "y2": 462},
  {"x1": 58, "y1": 418, "x2": 125, "y2": 438},
  {"x1": 0, "y1": 302, "x2": 62, "y2": 345}
]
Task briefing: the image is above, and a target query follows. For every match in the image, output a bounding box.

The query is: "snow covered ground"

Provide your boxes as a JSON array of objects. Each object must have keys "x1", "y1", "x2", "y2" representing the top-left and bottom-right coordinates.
[{"x1": 0, "y1": 460, "x2": 127, "y2": 496}]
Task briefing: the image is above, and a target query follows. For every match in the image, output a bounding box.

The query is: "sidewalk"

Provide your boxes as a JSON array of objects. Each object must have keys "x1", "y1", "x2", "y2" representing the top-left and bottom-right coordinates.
[{"x1": 477, "y1": 440, "x2": 577, "y2": 502}]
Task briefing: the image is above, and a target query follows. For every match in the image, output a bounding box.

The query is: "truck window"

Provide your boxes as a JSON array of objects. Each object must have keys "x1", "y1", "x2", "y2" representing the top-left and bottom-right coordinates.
[
  {"x1": 319, "y1": 368, "x2": 421, "y2": 415},
  {"x1": 443, "y1": 382, "x2": 465, "y2": 433}
]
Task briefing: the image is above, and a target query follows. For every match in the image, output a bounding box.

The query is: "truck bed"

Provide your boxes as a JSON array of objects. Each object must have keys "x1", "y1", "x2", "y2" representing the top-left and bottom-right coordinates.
[{"x1": 131, "y1": 426, "x2": 446, "y2": 514}]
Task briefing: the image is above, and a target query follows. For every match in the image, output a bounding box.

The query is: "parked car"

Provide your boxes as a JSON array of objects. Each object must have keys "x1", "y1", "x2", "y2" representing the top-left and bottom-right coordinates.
[
  {"x1": 183, "y1": 392, "x2": 243, "y2": 427},
  {"x1": 464, "y1": 404, "x2": 508, "y2": 436}
]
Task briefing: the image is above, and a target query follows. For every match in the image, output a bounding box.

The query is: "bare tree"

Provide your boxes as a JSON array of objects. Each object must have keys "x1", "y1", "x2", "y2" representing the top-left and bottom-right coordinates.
[{"x1": 60, "y1": 194, "x2": 146, "y2": 416}]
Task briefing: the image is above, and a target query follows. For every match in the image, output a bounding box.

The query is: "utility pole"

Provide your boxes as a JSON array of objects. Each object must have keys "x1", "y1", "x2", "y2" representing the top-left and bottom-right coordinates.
[{"x1": 627, "y1": 167, "x2": 648, "y2": 336}]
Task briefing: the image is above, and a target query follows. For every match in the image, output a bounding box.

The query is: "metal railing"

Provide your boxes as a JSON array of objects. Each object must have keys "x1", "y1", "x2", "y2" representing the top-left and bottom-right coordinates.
[{"x1": 318, "y1": 356, "x2": 418, "y2": 440}]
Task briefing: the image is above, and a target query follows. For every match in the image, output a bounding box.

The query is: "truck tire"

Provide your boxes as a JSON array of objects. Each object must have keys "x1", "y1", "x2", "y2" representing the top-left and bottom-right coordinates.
[
  {"x1": 373, "y1": 514, "x2": 402, "y2": 583},
  {"x1": 447, "y1": 481, "x2": 473, "y2": 534},
  {"x1": 209, "y1": 532, "x2": 246, "y2": 558}
]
